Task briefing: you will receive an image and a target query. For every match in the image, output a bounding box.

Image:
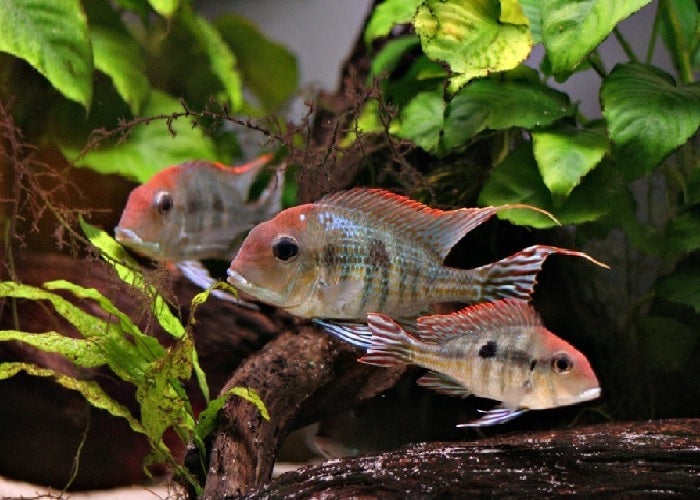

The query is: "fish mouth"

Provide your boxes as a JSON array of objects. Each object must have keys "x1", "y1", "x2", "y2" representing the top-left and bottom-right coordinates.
[
  {"x1": 114, "y1": 227, "x2": 160, "y2": 254},
  {"x1": 578, "y1": 387, "x2": 601, "y2": 402},
  {"x1": 226, "y1": 268, "x2": 251, "y2": 288}
]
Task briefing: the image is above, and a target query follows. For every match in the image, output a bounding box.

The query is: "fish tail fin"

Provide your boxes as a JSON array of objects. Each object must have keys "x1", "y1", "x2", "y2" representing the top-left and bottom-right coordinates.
[
  {"x1": 360, "y1": 313, "x2": 417, "y2": 367},
  {"x1": 472, "y1": 245, "x2": 609, "y2": 302}
]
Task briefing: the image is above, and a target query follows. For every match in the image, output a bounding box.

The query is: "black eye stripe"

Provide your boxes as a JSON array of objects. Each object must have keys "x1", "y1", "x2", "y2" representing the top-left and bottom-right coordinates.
[{"x1": 273, "y1": 236, "x2": 299, "y2": 262}]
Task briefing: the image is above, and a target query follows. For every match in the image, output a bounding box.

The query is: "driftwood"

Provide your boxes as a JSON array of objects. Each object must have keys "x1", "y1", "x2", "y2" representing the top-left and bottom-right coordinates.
[{"x1": 243, "y1": 418, "x2": 700, "y2": 498}]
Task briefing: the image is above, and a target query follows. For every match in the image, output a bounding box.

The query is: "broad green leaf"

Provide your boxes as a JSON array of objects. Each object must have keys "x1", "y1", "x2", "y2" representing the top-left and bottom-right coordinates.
[
  {"x1": 80, "y1": 218, "x2": 186, "y2": 339},
  {"x1": 665, "y1": 210, "x2": 700, "y2": 258},
  {"x1": 385, "y1": 55, "x2": 447, "y2": 107},
  {"x1": 541, "y1": 0, "x2": 651, "y2": 75},
  {"x1": 365, "y1": 0, "x2": 424, "y2": 45},
  {"x1": 532, "y1": 124, "x2": 609, "y2": 203},
  {"x1": 414, "y1": 0, "x2": 532, "y2": 92},
  {"x1": 638, "y1": 316, "x2": 698, "y2": 372},
  {"x1": 656, "y1": 256, "x2": 700, "y2": 314},
  {"x1": 478, "y1": 142, "x2": 619, "y2": 227},
  {"x1": 90, "y1": 26, "x2": 149, "y2": 114},
  {"x1": 500, "y1": 0, "x2": 529, "y2": 25},
  {"x1": 659, "y1": 0, "x2": 698, "y2": 84},
  {"x1": 441, "y1": 78, "x2": 573, "y2": 153},
  {"x1": 601, "y1": 63, "x2": 700, "y2": 180},
  {"x1": 0, "y1": 0, "x2": 93, "y2": 108},
  {"x1": 182, "y1": 9, "x2": 243, "y2": 112},
  {"x1": 215, "y1": 15, "x2": 298, "y2": 111},
  {"x1": 518, "y1": 0, "x2": 542, "y2": 43},
  {"x1": 65, "y1": 90, "x2": 219, "y2": 183},
  {"x1": 396, "y1": 89, "x2": 446, "y2": 152},
  {"x1": 370, "y1": 35, "x2": 421, "y2": 80},
  {"x1": 0, "y1": 330, "x2": 105, "y2": 368},
  {"x1": 148, "y1": 0, "x2": 179, "y2": 18},
  {"x1": 0, "y1": 362, "x2": 145, "y2": 434}
]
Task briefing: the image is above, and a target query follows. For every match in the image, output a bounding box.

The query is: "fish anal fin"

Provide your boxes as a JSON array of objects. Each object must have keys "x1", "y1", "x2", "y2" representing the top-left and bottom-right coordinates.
[
  {"x1": 417, "y1": 371, "x2": 472, "y2": 398},
  {"x1": 318, "y1": 189, "x2": 555, "y2": 261},
  {"x1": 456, "y1": 407, "x2": 527, "y2": 427}
]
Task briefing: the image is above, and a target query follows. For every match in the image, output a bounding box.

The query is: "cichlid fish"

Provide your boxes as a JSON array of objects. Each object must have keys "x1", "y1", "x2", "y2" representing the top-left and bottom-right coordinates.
[
  {"x1": 115, "y1": 154, "x2": 283, "y2": 306},
  {"x1": 227, "y1": 188, "x2": 606, "y2": 320},
  {"x1": 360, "y1": 299, "x2": 601, "y2": 426}
]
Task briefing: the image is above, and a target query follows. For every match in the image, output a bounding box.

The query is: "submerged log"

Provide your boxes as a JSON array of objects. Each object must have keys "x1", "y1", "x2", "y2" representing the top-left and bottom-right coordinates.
[{"x1": 243, "y1": 418, "x2": 700, "y2": 498}]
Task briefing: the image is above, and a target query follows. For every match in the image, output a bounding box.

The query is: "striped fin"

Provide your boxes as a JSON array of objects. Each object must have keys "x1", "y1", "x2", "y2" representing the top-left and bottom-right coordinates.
[
  {"x1": 457, "y1": 407, "x2": 527, "y2": 427},
  {"x1": 473, "y1": 245, "x2": 609, "y2": 302},
  {"x1": 418, "y1": 299, "x2": 542, "y2": 343},
  {"x1": 360, "y1": 313, "x2": 421, "y2": 367},
  {"x1": 313, "y1": 319, "x2": 372, "y2": 349},
  {"x1": 318, "y1": 189, "x2": 557, "y2": 260},
  {"x1": 417, "y1": 371, "x2": 472, "y2": 398}
]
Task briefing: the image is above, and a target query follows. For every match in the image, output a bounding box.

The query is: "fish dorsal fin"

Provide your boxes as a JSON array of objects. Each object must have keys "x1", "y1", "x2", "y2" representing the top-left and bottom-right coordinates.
[
  {"x1": 222, "y1": 153, "x2": 274, "y2": 198},
  {"x1": 418, "y1": 299, "x2": 543, "y2": 342},
  {"x1": 318, "y1": 188, "x2": 556, "y2": 261},
  {"x1": 417, "y1": 371, "x2": 472, "y2": 398}
]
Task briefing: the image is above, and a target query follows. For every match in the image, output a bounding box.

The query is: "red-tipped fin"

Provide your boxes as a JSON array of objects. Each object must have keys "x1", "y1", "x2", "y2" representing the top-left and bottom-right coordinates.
[
  {"x1": 418, "y1": 299, "x2": 542, "y2": 343},
  {"x1": 360, "y1": 313, "x2": 420, "y2": 367},
  {"x1": 227, "y1": 153, "x2": 275, "y2": 198},
  {"x1": 318, "y1": 189, "x2": 558, "y2": 261},
  {"x1": 417, "y1": 371, "x2": 472, "y2": 398},
  {"x1": 473, "y1": 245, "x2": 609, "y2": 303}
]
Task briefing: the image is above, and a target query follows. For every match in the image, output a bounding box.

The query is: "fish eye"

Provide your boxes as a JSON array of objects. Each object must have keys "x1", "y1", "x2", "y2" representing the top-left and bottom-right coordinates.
[
  {"x1": 273, "y1": 236, "x2": 299, "y2": 262},
  {"x1": 550, "y1": 352, "x2": 573, "y2": 374},
  {"x1": 154, "y1": 191, "x2": 173, "y2": 215}
]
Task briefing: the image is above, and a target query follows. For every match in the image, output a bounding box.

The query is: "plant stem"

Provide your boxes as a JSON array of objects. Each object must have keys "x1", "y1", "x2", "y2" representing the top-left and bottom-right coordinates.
[
  {"x1": 613, "y1": 28, "x2": 639, "y2": 63},
  {"x1": 587, "y1": 51, "x2": 607, "y2": 78},
  {"x1": 646, "y1": 1, "x2": 661, "y2": 64},
  {"x1": 663, "y1": 0, "x2": 695, "y2": 83}
]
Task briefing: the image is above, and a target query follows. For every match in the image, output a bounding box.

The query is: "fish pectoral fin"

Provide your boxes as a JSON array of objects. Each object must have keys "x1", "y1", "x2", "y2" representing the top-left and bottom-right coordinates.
[
  {"x1": 317, "y1": 280, "x2": 365, "y2": 316},
  {"x1": 313, "y1": 319, "x2": 372, "y2": 350},
  {"x1": 456, "y1": 407, "x2": 527, "y2": 427},
  {"x1": 417, "y1": 371, "x2": 472, "y2": 398}
]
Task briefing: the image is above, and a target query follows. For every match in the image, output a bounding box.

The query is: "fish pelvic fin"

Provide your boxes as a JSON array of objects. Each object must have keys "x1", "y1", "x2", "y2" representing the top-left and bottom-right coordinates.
[
  {"x1": 360, "y1": 313, "x2": 419, "y2": 367},
  {"x1": 470, "y1": 245, "x2": 609, "y2": 302},
  {"x1": 176, "y1": 260, "x2": 259, "y2": 310},
  {"x1": 313, "y1": 319, "x2": 372, "y2": 350},
  {"x1": 457, "y1": 407, "x2": 527, "y2": 427},
  {"x1": 318, "y1": 189, "x2": 556, "y2": 261}
]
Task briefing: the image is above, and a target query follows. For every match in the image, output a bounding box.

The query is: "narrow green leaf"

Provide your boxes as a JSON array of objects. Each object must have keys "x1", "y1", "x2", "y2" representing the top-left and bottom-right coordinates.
[
  {"x1": 659, "y1": 0, "x2": 698, "y2": 84},
  {"x1": 228, "y1": 387, "x2": 270, "y2": 421},
  {"x1": 601, "y1": 63, "x2": 700, "y2": 180},
  {"x1": 91, "y1": 26, "x2": 149, "y2": 114},
  {"x1": 541, "y1": 0, "x2": 652, "y2": 75},
  {"x1": 441, "y1": 78, "x2": 573, "y2": 153},
  {"x1": 414, "y1": 0, "x2": 532, "y2": 91},
  {"x1": 215, "y1": 15, "x2": 298, "y2": 111},
  {"x1": 80, "y1": 218, "x2": 186, "y2": 339},
  {"x1": 0, "y1": 0, "x2": 93, "y2": 108},
  {"x1": 65, "y1": 90, "x2": 219, "y2": 183},
  {"x1": 148, "y1": 0, "x2": 179, "y2": 18},
  {"x1": 532, "y1": 124, "x2": 609, "y2": 203},
  {"x1": 395, "y1": 89, "x2": 446, "y2": 152},
  {"x1": 182, "y1": 9, "x2": 243, "y2": 112},
  {"x1": 638, "y1": 316, "x2": 698, "y2": 372},
  {"x1": 0, "y1": 362, "x2": 145, "y2": 434},
  {"x1": 365, "y1": 0, "x2": 424, "y2": 45},
  {"x1": 656, "y1": 256, "x2": 700, "y2": 313},
  {"x1": 0, "y1": 330, "x2": 105, "y2": 368}
]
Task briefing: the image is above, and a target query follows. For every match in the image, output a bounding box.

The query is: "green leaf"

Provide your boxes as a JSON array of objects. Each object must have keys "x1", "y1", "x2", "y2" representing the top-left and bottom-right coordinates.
[
  {"x1": 228, "y1": 387, "x2": 270, "y2": 421},
  {"x1": 0, "y1": 362, "x2": 145, "y2": 434},
  {"x1": 365, "y1": 0, "x2": 424, "y2": 45},
  {"x1": 370, "y1": 35, "x2": 421, "y2": 80},
  {"x1": 659, "y1": 0, "x2": 698, "y2": 84},
  {"x1": 532, "y1": 124, "x2": 609, "y2": 203},
  {"x1": 395, "y1": 89, "x2": 446, "y2": 152},
  {"x1": 64, "y1": 90, "x2": 219, "y2": 183},
  {"x1": 656, "y1": 256, "x2": 700, "y2": 314},
  {"x1": 665, "y1": 210, "x2": 700, "y2": 258},
  {"x1": 540, "y1": 0, "x2": 652, "y2": 75},
  {"x1": 80, "y1": 218, "x2": 186, "y2": 339},
  {"x1": 500, "y1": 0, "x2": 529, "y2": 25},
  {"x1": 441, "y1": 78, "x2": 573, "y2": 153},
  {"x1": 414, "y1": 0, "x2": 532, "y2": 92},
  {"x1": 0, "y1": 0, "x2": 93, "y2": 108},
  {"x1": 214, "y1": 15, "x2": 298, "y2": 111},
  {"x1": 148, "y1": 0, "x2": 179, "y2": 18},
  {"x1": 478, "y1": 142, "x2": 620, "y2": 227},
  {"x1": 601, "y1": 63, "x2": 700, "y2": 180},
  {"x1": 638, "y1": 316, "x2": 698, "y2": 372},
  {"x1": 518, "y1": 0, "x2": 543, "y2": 43},
  {"x1": 182, "y1": 9, "x2": 243, "y2": 112},
  {"x1": 0, "y1": 330, "x2": 105, "y2": 368},
  {"x1": 90, "y1": 26, "x2": 149, "y2": 114}
]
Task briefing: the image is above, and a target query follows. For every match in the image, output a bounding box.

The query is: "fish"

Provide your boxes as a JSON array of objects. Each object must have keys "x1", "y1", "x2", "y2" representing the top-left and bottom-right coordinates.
[
  {"x1": 115, "y1": 154, "x2": 284, "y2": 306},
  {"x1": 227, "y1": 188, "x2": 607, "y2": 320},
  {"x1": 360, "y1": 299, "x2": 601, "y2": 426}
]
